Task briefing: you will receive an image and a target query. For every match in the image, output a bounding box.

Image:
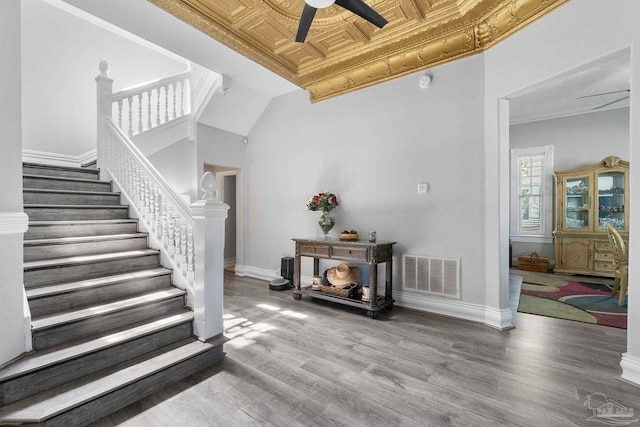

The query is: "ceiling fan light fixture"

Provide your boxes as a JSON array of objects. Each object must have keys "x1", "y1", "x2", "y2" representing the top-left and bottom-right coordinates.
[{"x1": 305, "y1": 0, "x2": 335, "y2": 8}]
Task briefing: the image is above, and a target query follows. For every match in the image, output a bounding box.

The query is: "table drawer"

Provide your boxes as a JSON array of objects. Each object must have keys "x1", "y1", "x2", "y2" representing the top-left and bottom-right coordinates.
[
  {"x1": 595, "y1": 240, "x2": 613, "y2": 251},
  {"x1": 595, "y1": 261, "x2": 615, "y2": 272},
  {"x1": 595, "y1": 250, "x2": 614, "y2": 262},
  {"x1": 299, "y1": 244, "x2": 330, "y2": 257},
  {"x1": 331, "y1": 246, "x2": 369, "y2": 261}
]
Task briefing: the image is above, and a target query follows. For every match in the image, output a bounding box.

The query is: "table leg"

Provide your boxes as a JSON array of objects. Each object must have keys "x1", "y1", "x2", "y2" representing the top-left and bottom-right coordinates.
[
  {"x1": 293, "y1": 251, "x2": 302, "y2": 300},
  {"x1": 313, "y1": 258, "x2": 320, "y2": 276},
  {"x1": 367, "y1": 262, "x2": 380, "y2": 318},
  {"x1": 385, "y1": 259, "x2": 394, "y2": 307}
]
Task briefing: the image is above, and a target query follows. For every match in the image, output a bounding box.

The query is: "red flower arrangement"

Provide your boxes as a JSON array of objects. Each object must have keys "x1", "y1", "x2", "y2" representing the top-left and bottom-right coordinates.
[{"x1": 306, "y1": 192, "x2": 339, "y2": 213}]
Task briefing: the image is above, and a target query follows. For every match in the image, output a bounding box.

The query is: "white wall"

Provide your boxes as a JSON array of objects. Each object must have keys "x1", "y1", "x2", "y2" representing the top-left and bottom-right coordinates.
[
  {"x1": 0, "y1": 0, "x2": 28, "y2": 366},
  {"x1": 510, "y1": 108, "x2": 630, "y2": 260},
  {"x1": 21, "y1": 0, "x2": 187, "y2": 157},
  {"x1": 511, "y1": 109, "x2": 630, "y2": 171},
  {"x1": 147, "y1": 138, "x2": 197, "y2": 202},
  {"x1": 246, "y1": 55, "x2": 486, "y2": 305},
  {"x1": 484, "y1": 0, "x2": 640, "y2": 381}
]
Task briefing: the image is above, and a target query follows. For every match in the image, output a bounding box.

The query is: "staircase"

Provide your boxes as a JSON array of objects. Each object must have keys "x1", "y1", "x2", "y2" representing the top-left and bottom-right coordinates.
[{"x1": 0, "y1": 163, "x2": 225, "y2": 426}]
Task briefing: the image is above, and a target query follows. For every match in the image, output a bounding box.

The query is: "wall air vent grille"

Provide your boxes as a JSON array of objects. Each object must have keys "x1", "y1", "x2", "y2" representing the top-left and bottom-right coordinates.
[{"x1": 402, "y1": 255, "x2": 460, "y2": 299}]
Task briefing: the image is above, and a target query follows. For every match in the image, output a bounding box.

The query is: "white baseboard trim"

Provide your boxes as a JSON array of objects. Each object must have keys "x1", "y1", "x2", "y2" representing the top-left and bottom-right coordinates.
[
  {"x1": 22, "y1": 148, "x2": 97, "y2": 168},
  {"x1": 237, "y1": 264, "x2": 513, "y2": 329},
  {"x1": 235, "y1": 265, "x2": 313, "y2": 285},
  {"x1": 224, "y1": 257, "x2": 237, "y2": 268},
  {"x1": 620, "y1": 353, "x2": 640, "y2": 387},
  {"x1": 0, "y1": 212, "x2": 29, "y2": 235},
  {"x1": 395, "y1": 290, "x2": 514, "y2": 330},
  {"x1": 235, "y1": 265, "x2": 278, "y2": 281}
]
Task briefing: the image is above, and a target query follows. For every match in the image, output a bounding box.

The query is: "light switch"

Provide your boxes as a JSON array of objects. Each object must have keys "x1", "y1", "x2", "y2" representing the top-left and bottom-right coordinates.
[{"x1": 418, "y1": 182, "x2": 429, "y2": 193}]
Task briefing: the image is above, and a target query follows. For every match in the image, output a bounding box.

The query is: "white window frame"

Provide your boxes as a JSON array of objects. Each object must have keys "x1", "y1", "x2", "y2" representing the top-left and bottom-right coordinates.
[{"x1": 510, "y1": 145, "x2": 554, "y2": 244}]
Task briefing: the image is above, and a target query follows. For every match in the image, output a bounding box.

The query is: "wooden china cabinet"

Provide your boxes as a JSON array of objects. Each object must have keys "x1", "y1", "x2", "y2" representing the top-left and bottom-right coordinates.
[{"x1": 554, "y1": 156, "x2": 629, "y2": 277}]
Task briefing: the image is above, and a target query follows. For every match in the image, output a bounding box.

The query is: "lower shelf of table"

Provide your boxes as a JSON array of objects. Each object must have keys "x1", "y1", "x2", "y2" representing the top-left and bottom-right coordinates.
[{"x1": 295, "y1": 288, "x2": 394, "y2": 315}]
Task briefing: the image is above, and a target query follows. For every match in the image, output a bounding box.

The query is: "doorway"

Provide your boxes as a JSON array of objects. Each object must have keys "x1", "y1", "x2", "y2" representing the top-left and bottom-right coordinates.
[
  {"x1": 505, "y1": 50, "x2": 631, "y2": 327},
  {"x1": 203, "y1": 164, "x2": 240, "y2": 271}
]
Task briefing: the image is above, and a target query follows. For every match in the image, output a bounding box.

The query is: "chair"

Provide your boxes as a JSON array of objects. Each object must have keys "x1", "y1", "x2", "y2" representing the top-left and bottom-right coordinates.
[{"x1": 606, "y1": 223, "x2": 628, "y2": 306}]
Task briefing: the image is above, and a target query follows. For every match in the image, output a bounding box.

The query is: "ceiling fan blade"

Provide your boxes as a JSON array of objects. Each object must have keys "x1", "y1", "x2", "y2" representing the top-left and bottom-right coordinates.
[
  {"x1": 296, "y1": 4, "x2": 318, "y2": 43},
  {"x1": 577, "y1": 89, "x2": 630, "y2": 100},
  {"x1": 591, "y1": 95, "x2": 631, "y2": 110},
  {"x1": 335, "y1": 0, "x2": 388, "y2": 28}
]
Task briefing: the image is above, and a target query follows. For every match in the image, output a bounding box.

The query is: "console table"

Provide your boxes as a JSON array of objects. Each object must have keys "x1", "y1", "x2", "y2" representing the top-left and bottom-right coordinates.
[{"x1": 292, "y1": 237, "x2": 396, "y2": 318}]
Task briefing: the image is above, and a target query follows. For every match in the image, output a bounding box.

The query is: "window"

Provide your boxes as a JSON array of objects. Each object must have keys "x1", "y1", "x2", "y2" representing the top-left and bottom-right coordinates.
[{"x1": 510, "y1": 146, "x2": 554, "y2": 243}]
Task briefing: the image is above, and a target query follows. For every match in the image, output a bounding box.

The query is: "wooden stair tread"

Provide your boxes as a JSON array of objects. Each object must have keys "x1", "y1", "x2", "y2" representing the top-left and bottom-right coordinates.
[
  {"x1": 23, "y1": 163, "x2": 100, "y2": 175},
  {"x1": 23, "y1": 174, "x2": 107, "y2": 184},
  {"x1": 23, "y1": 188, "x2": 120, "y2": 196},
  {"x1": 26, "y1": 268, "x2": 170, "y2": 299},
  {"x1": 24, "y1": 249, "x2": 159, "y2": 270},
  {"x1": 24, "y1": 233, "x2": 148, "y2": 247},
  {"x1": 0, "y1": 338, "x2": 222, "y2": 423},
  {"x1": 31, "y1": 288, "x2": 186, "y2": 331},
  {"x1": 28, "y1": 219, "x2": 138, "y2": 226},
  {"x1": 0, "y1": 312, "x2": 193, "y2": 382},
  {"x1": 24, "y1": 203, "x2": 127, "y2": 209}
]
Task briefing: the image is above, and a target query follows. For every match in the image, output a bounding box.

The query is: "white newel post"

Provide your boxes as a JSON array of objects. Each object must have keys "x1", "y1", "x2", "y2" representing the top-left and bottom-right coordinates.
[
  {"x1": 95, "y1": 60, "x2": 113, "y2": 181},
  {"x1": 191, "y1": 172, "x2": 229, "y2": 341}
]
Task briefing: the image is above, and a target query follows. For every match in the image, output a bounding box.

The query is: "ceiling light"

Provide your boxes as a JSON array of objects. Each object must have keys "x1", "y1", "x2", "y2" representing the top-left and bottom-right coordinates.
[{"x1": 305, "y1": 0, "x2": 335, "y2": 8}]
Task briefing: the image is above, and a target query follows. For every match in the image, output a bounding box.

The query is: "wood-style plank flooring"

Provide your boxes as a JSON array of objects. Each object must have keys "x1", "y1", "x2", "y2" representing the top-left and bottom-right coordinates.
[{"x1": 90, "y1": 272, "x2": 638, "y2": 426}]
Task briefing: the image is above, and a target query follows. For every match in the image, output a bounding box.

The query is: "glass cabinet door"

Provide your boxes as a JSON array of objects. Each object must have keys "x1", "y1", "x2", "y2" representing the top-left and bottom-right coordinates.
[
  {"x1": 597, "y1": 171, "x2": 625, "y2": 230},
  {"x1": 565, "y1": 177, "x2": 589, "y2": 229}
]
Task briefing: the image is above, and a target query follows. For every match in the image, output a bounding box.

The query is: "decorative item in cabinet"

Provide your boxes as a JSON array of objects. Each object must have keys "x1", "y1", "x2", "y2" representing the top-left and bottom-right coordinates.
[{"x1": 554, "y1": 156, "x2": 629, "y2": 277}]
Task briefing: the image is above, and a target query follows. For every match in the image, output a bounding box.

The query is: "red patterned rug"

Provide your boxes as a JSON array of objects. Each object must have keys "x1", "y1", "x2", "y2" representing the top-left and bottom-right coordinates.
[{"x1": 518, "y1": 277, "x2": 627, "y2": 329}]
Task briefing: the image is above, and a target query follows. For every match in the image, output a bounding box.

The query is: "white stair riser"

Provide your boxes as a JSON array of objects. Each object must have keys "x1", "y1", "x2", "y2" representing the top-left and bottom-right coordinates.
[
  {"x1": 33, "y1": 297, "x2": 186, "y2": 350},
  {"x1": 24, "y1": 236, "x2": 148, "y2": 262},
  {"x1": 22, "y1": 166, "x2": 99, "y2": 180},
  {"x1": 25, "y1": 206, "x2": 129, "y2": 221},
  {"x1": 29, "y1": 273, "x2": 172, "y2": 317},
  {"x1": 24, "y1": 191, "x2": 120, "y2": 205},
  {"x1": 24, "y1": 254, "x2": 160, "y2": 288},
  {"x1": 23, "y1": 176, "x2": 112, "y2": 192},
  {"x1": 25, "y1": 221, "x2": 139, "y2": 240},
  {"x1": 0, "y1": 321, "x2": 192, "y2": 406}
]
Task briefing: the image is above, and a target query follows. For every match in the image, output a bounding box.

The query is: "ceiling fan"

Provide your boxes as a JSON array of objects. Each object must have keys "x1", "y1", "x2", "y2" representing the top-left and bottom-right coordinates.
[
  {"x1": 577, "y1": 89, "x2": 630, "y2": 111},
  {"x1": 296, "y1": 0, "x2": 388, "y2": 43}
]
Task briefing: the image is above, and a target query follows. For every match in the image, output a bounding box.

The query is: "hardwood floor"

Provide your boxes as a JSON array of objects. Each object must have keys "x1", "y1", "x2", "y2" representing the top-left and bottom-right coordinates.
[{"x1": 90, "y1": 272, "x2": 637, "y2": 426}]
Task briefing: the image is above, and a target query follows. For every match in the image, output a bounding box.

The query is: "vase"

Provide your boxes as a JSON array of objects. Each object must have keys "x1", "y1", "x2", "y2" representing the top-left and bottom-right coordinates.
[{"x1": 318, "y1": 211, "x2": 335, "y2": 237}]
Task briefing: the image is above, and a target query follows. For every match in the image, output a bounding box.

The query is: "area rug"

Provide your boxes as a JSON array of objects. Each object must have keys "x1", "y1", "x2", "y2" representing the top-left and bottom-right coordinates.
[{"x1": 515, "y1": 270, "x2": 627, "y2": 329}]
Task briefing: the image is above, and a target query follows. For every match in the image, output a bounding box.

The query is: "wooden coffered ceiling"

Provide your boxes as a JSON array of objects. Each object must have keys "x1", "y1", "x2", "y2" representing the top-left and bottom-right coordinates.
[{"x1": 147, "y1": 0, "x2": 570, "y2": 102}]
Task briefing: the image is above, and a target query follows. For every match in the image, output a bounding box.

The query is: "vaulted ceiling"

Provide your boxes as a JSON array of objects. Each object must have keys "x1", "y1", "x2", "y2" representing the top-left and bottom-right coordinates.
[{"x1": 148, "y1": 0, "x2": 569, "y2": 102}]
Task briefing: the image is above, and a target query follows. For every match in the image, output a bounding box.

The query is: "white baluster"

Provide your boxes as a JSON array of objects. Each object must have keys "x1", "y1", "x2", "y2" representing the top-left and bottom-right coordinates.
[
  {"x1": 187, "y1": 225, "x2": 194, "y2": 283},
  {"x1": 164, "y1": 85, "x2": 169, "y2": 123},
  {"x1": 127, "y1": 96, "x2": 134, "y2": 137},
  {"x1": 171, "y1": 82, "x2": 177, "y2": 120},
  {"x1": 180, "y1": 220, "x2": 187, "y2": 274},
  {"x1": 117, "y1": 99, "x2": 123, "y2": 129},
  {"x1": 155, "y1": 190, "x2": 162, "y2": 238},
  {"x1": 147, "y1": 91, "x2": 152, "y2": 131},
  {"x1": 174, "y1": 213, "x2": 182, "y2": 265},
  {"x1": 156, "y1": 88, "x2": 161, "y2": 126},
  {"x1": 144, "y1": 178, "x2": 151, "y2": 222},
  {"x1": 148, "y1": 182, "x2": 155, "y2": 231},
  {"x1": 167, "y1": 208, "x2": 175, "y2": 256},
  {"x1": 161, "y1": 198, "x2": 169, "y2": 246},
  {"x1": 134, "y1": 166, "x2": 140, "y2": 208},
  {"x1": 137, "y1": 93, "x2": 143, "y2": 134}
]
